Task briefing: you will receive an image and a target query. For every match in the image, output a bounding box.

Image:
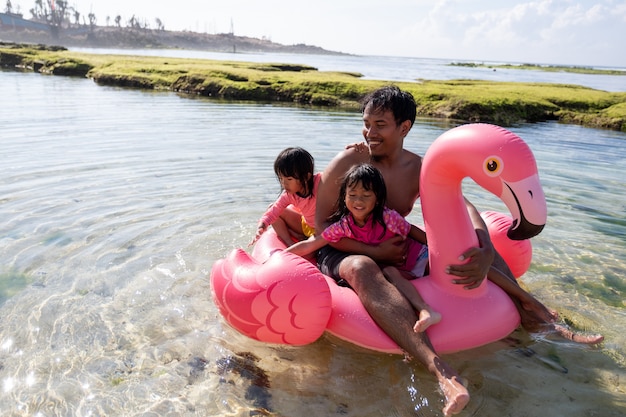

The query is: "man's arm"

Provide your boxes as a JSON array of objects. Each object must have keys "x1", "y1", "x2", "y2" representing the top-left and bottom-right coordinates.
[
  {"x1": 446, "y1": 198, "x2": 495, "y2": 289},
  {"x1": 329, "y1": 235, "x2": 407, "y2": 263}
]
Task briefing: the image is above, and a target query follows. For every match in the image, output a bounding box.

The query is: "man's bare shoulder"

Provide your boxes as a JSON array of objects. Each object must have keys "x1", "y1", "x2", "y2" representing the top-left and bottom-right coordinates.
[{"x1": 401, "y1": 148, "x2": 422, "y2": 173}]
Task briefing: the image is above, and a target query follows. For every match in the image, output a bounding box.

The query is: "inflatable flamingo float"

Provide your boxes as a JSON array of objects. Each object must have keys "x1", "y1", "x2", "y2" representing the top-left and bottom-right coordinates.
[{"x1": 211, "y1": 123, "x2": 547, "y2": 354}]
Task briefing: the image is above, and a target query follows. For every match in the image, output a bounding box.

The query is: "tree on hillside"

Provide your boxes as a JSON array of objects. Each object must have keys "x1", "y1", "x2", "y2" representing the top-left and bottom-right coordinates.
[
  {"x1": 27, "y1": 0, "x2": 70, "y2": 38},
  {"x1": 18, "y1": 1, "x2": 167, "y2": 35},
  {"x1": 87, "y1": 12, "x2": 95, "y2": 30},
  {"x1": 29, "y1": 0, "x2": 44, "y2": 20},
  {"x1": 29, "y1": 0, "x2": 68, "y2": 26},
  {"x1": 48, "y1": 0, "x2": 67, "y2": 27},
  {"x1": 4, "y1": 0, "x2": 22, "y2": 15}
]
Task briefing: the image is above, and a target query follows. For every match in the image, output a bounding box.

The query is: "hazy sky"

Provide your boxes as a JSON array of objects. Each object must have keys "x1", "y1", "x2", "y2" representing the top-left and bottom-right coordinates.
[{"x1": 10, "y1": 0, "x2": 626, "y2": 67}]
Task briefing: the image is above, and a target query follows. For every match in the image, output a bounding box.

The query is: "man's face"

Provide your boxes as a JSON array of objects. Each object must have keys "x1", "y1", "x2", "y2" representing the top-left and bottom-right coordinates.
[{"x1": 361, "y1": 105, "x2": 404, "y2": 158}]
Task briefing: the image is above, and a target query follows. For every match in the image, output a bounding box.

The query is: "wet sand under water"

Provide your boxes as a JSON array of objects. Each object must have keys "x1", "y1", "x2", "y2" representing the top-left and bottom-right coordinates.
[
  {"x1": 216, "y1": 328, "x2": 625, "y2": 417},
  {"x1": 453, "y1": 340, "x2": 625, "y2": 417}
]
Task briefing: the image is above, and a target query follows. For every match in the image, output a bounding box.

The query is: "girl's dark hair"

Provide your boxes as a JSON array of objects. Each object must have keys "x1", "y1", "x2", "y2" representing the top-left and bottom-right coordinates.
[
  {"x1": 329, "y1": 163, "x2": 387, "y2": 237},
  {"x1": 359, "y1": 85, "x2": 417, "y2": 127},
  {"x1": 273, "y1": 147, "x2": 315, "y2": 198}
]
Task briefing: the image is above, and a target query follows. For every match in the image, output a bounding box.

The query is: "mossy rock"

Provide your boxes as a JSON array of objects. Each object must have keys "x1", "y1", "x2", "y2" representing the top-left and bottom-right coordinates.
[
  {"x1": 0, "y1": 51, "x2": 25, "y2": 67},
  {"x1": 48, "y1": 60, "x2": 93, "y2": 76},
  {"x1": 92, "y1": 73, "x2": 156, "y2": 89}
]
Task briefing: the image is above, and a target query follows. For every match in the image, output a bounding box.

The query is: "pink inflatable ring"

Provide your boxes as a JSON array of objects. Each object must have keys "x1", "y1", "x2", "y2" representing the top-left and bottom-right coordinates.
[{"x1": 210, "y1": 123, "x2": 547, "y2": 354}]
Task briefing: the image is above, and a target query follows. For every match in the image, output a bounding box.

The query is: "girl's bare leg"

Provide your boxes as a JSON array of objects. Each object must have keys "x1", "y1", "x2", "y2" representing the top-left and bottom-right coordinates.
[
  {"x1": 279, "y1": 207, "x2": 308, "y2": 243},
  {"x1": 383, "y1": 266, "x2": 442, "y2": 333},
  {"x1": 271, "y1": 217, "x2": 293, "y2": 246},
  {"x1": 272, "y1": 207, "x2": 307, "y2": 246}
]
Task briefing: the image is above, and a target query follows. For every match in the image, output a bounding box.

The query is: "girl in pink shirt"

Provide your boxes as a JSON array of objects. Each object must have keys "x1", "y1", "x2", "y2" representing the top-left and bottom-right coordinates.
[
  {"x1": 287, "y1": 163, "x2": 441, "y2": 333},
  {"x1": 251, "y1": 147, "x2": 320, "y2": 247}
]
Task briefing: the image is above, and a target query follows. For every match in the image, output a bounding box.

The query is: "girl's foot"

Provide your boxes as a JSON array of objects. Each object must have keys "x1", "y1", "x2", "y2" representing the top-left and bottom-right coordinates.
[{"x1": 413, "y1": 309, "x2": 442, "y2": 332}]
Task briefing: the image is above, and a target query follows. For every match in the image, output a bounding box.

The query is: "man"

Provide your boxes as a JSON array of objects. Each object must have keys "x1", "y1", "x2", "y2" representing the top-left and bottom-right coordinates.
[{"x1": 315, "y1": 86, "x2": 602, "y2": 416}]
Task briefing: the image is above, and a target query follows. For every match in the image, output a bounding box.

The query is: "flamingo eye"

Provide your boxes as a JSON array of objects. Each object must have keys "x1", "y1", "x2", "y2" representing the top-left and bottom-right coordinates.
[{"x1": 483, "y1": 156, "x2": 503, "y2": 177}]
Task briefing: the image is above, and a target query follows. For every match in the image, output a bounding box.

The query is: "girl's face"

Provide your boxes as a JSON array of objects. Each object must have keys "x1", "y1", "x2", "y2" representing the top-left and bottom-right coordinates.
[
  {"x1": 278, "y1": 175, "x2": 305, "y2": 195},
  {"x1": 345, "y1": 180, "x2": 377, "y2": 226}
]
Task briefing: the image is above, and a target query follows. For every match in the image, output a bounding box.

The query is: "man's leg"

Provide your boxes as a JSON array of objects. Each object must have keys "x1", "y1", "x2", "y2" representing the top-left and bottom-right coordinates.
[
  {"x1": 338, "y1": 255, "x2": 469, "y2": 416},
  {"x1": 489, "y1": 253, "x2": 603, "y2": 344}
]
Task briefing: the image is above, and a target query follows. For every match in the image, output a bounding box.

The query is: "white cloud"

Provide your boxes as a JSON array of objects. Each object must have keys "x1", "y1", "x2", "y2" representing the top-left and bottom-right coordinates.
[{"x1": 394, "y1": 0, "x2": 626, "y2": 65}]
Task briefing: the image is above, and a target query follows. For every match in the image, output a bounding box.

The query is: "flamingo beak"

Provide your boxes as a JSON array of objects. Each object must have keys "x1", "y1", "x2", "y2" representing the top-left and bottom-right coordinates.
[
  {"x1": 507, "y1": 217, "x2": 545, "y2": 240},
  {"x1": 501, "y1": 175, "x2": 547, "y2": 240}
]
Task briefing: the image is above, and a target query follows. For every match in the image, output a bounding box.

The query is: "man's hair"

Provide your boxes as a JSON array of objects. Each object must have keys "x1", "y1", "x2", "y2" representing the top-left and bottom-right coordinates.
[{"x1": 359, "y1": 85, "x2": 417, "y2": 127}]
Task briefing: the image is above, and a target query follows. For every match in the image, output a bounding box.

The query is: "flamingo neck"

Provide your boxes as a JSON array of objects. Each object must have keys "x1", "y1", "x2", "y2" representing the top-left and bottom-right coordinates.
[{"x1": 421, "y1": 172, "x2": 481, "y2": 295}]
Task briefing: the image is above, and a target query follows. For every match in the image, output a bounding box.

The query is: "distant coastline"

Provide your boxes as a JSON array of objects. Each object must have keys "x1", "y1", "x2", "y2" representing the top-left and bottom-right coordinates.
[
  {"x1": 450, "y1": 61, "x2": 626, "y2": 77},
  {"x1": 0, "y1": 12, "x2": 347, "y2": 56}
]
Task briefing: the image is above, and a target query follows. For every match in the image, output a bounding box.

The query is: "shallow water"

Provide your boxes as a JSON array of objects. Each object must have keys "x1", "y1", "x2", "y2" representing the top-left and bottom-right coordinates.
[{"x1": 1, "y1": 69, "x2": 625, "y2": 416}]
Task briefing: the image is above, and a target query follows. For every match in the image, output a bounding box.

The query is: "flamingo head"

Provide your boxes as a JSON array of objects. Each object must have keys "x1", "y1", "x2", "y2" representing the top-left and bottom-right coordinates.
[{"x1": 425, "y1": 124, "x2": 547, "y2": 240}]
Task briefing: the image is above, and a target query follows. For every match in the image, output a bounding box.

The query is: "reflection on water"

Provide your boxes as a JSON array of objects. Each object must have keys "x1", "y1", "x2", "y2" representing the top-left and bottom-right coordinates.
[{"x1": 1, "y1": 70, "x2": 625, "y2": 416}]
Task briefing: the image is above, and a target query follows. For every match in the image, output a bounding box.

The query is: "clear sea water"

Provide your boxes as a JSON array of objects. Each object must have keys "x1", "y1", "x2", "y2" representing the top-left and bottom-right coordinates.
[{"x1": 1, "y1": 52, "x2": 625, "y2": 416}]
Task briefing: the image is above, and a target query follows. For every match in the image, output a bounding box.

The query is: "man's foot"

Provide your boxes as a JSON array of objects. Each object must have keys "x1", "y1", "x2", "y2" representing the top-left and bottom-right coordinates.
[
  {"x1": 552, "y1": 324, "x2": 604, "y2": 344},
  {"x1": 520, "y1": 298, "x2": 604, "y2": 344},
  {"x1": 413, "y1": 309, "x2": 442, "y2": 333},
  {"x1": 440, "y1": 375, "x2": 470, "y2": 416}
]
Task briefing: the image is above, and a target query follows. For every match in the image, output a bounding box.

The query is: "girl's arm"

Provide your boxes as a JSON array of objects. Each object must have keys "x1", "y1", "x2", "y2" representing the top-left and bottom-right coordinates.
[
  {"x1": 285, "y1": 235, "x2": 328, "y2": 257},
  {"x1": 258, "y1": 192, "x2": 290, "y2": 228},
  {"x1": 250, "y1": 192, "x2": 291, "y2": 246},
  {"x1": 408, "y1": 224, "x2": 427, "y2": 244},
  {"x1": 345, "y1": 141, "x2": 368, "y2": 153},
  {"x1": 384, "y1": 209, "x2": 427, "y2": 253},
  {"x1": 323, "y1": 214, "x2": 407, "y2": 263},
  {"x1": 249, "y1": 221, "x2": 268, "y2": 246}
]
